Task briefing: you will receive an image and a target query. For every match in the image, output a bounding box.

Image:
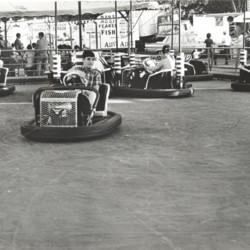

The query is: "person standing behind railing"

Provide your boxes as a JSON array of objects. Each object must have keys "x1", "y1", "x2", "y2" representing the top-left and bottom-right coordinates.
[
  {"x1": 11, "y1": 43, "x2": 19, "y2": 62},
  {"x1": 221, "y1": 31, "x2": 231, "y2": 65},
  {"x1": 35, "y1": 32, "x2": 49, "y2": 76},
  {"x1": 23, "y1": 44, "x2": 36, "y2": 76},
  {"x1": 14, "y1": 33, "x2": 24, "y2": 52},
  {"x1": 204, "y1": 33, "x2": 215, "y2": 66}
]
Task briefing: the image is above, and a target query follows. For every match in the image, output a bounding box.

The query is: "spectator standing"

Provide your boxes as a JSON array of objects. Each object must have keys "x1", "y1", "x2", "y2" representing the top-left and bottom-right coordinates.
[
  {"x1": 23, "y1": 44, "x2": 35, "y2": 75},
  {"x1": 14, "y1": 33, "x2": 24, "y2": 51},
  {"x1": 71, "y1": 45, "x2": 80, "y2": 65},
  {"x1": 204, "y1": 33, "x2": 215, "y2": 66},
  {"x1": 35, "y1": 32, "x2": 49, "y2": 75},
  {"x1": 11, "y1": 43, "x2": 19, "y2": 61},
  {"x1": 204, "y1": 33, "x2": 214, "y2": 48},
  {"x1": 32, "y1": 43, "x2": 37, "y2": 50},
  {"x1": 221, "y1": 31, "x2": 231, "y2": 65}
]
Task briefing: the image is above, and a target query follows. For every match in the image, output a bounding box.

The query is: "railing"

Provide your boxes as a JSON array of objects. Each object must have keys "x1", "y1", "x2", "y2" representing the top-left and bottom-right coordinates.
[
  {"x1": 0, "y1": 48, "x2": 115, "y2": 79},
  {"x1": 0, "y1": 49, "x2": 72, "y2": 77},
  {"x1": 0, "y1": 47, "x2": 250, "y2": 81},
  {"x1": 195, "y1": 46, "x2": 250, "y2": 72}
]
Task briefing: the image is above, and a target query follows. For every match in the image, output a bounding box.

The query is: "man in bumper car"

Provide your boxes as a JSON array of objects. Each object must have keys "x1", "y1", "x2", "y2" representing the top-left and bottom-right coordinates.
[
  {"x1": 65, "y1": 50, "x2": 102, "y2": 106},
  {"x1": 143, "y1": 45, "x2": 176, "y2": 89},
  {"x1": 63, "y1": 50, "x2": 102, "y2": 125}
]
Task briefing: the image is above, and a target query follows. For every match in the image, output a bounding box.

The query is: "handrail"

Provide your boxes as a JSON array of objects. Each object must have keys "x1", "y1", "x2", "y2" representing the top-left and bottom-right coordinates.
[
  {"x1": 0, "y1": 47, "x2": 249, "y2": 80},
  {"x1": 145, "y1": 68, "x2": 174, "y2": 89}
]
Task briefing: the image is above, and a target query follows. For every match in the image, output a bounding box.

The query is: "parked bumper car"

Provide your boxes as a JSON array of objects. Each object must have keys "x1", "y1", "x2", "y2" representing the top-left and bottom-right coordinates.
[
  {"x1": 184, "y1": 57, "x2": 213, "y2": 81},
  {"x1": 0, "y1": 67, "x2": 15, "y2": 97},
  {"x1": 113, "y1": 59, "x2": 194, "y2": 98},
  {"x1": 231, "y1": 65, "x2": 250, "y2": 91}
]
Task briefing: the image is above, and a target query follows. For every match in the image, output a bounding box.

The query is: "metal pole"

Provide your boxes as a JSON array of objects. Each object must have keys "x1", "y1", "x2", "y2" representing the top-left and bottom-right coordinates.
[
  {"x1": 171, "y1": 1, "x2": 174, "y2": 49},
  {"x1": 78, "y1": 1, "x2": 82, "y2": 50},
  {"x1": 115, "y1": 1, "x2": 118, "y2": 53},
  {"x1": 178, "y1": 0, "x2": 181, "y2": 53},
  {"x1": 95, "y1": 22, "x2": 98, "y2": 49},
  {"x1": 4, "y1": 19, "x2": 7, "y2": 48},
  {"x1": 69, "y1": 23, "x2": 73, "y2": 48},
  {"x1": 243, "y1": 0, "x2": 246, "y2": 49},
  {"x1": 128, "y1": 11, "x2": 131, "y2": 55},
  {"x1": 130, "y1": 1, "x2": 133, "y2": 52},
  {"x1": 55, "y1": 2, "x2": 58, "y2": 53}
]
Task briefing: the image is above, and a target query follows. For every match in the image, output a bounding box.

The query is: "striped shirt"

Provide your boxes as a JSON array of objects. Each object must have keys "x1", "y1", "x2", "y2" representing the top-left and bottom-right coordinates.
[{"x1": 68, "y1": 66, "x2": 102, "y2": 90}]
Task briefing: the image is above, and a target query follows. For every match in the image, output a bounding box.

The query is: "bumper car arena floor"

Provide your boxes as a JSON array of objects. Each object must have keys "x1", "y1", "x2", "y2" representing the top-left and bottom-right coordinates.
[{"x1": 0, "y1": 80, "x2": 250, "y2": 250}]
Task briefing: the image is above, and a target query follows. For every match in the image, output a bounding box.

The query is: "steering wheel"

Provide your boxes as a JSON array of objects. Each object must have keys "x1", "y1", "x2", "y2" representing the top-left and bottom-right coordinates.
[
  {"x1": 142, "y1": 58, "x2": 156, "y2": 74},
  {"x1": 62, "y1": 70, "x2": 88, "y2": 86}
]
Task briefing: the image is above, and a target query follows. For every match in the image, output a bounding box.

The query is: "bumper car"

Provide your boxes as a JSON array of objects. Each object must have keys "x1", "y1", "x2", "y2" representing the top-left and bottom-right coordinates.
[
  {"x1": 184, "y1": 55, "x2": 213, "y2": 81},
  {"x1": 20, "y1": 71, "x2": 122, "y2": 142},
  {"x1": 231, "y1": 65, "x2": 250, "y2": 91},
  {"x1": 113, "y1": 59, "x2": 194, "y2": 98},
  {"x1": 0, "y1": 67, "x2": 15, "y2": 97}
]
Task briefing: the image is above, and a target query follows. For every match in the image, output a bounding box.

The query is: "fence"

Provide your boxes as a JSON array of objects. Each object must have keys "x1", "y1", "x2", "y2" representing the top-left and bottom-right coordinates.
[
  {"x1": 196, "y1": 46, "x2": 250, "y2": 72},
  {"x1": 0, "y1": 49, "x2": 72, "y2": 77},
  {"x1": 0, "y1": 47, "x2": 250, "y2": 80}
]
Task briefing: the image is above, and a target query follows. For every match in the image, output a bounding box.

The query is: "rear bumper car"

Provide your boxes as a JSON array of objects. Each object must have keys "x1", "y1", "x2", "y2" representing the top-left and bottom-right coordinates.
[
  {"x1": 184, "y1": 60, "x2": 213, "y2": 81},
  {"x1": 113, "y1": 66, "x2": 194, "y2": 98},
  {"x1": 0, "y1": 85, "x2": 15, "y2": 97},
  {"x1": 231, "y1": 66, "x2": 250, "y2": 91},
  {"x1": 0, "y1": 67, "x2": 15, "y2": 97}
]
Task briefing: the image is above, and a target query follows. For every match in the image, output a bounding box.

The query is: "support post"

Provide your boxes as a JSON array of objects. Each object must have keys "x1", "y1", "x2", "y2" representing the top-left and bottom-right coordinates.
[
  {"x1": 55, "y1": 2, "x2": 58, "y2": 53},
  {"x1": 127, "y1": 11, "x2": 131, "y2": 55},
  {"x1": 171, "y1": 1, "x2": 174, "y2": 50},
  {"x1": 115, "y1": 1, "x2": 118, "y2": 53},
  {"x1": 178, "y1": 0, "x2": 181, "y2": 53},
  {"x1": 243, "y1": 0, "x2": 246, "y2": 49},
  {"x1": 78, "y1": 1, "x2": 82, "y2": 50},
  {"x1": 130, "y1": 1, "x2": 133, "y2": 52}
]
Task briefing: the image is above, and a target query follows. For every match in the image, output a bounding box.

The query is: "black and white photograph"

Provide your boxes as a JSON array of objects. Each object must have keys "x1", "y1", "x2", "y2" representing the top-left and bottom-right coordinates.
[{"x1": 0, "y1": 0, "x2": 250, "y2": 249}]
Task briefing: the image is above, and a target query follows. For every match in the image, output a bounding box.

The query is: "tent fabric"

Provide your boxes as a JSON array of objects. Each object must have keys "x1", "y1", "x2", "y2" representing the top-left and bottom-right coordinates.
[
  {"x1": 0, "y1": 1, "x2": 159, "y2": 19},
  {"x1": 233, "y1": 11, "x2": 250, "y2": 23}
]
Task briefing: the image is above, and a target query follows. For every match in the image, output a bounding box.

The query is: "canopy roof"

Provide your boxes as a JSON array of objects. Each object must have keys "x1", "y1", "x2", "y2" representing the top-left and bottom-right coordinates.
[
  {"x1": 233, "y1": 11, "x2": 250, "y2": 23},
  {"x1": 0, "y1": 1, "x2": 159, "y2": 19}
]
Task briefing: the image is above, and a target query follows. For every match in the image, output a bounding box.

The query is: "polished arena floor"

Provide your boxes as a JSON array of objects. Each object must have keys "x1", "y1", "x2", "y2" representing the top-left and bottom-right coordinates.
[{"x1": 0, "y1": 80, "x2": 250, "y2": 250}]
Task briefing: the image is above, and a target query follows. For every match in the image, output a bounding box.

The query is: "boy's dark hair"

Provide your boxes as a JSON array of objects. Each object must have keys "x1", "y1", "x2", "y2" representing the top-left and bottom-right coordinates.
[
  {"x1": 38, "y1": 32, "x2": 44, "y2": 38},
  {"x1": 82, "y1": 50, "x2": 95, "y2": 58},
  {"x1": 27, "y1": 44, "x2": 32, "y2": 49},
  {"x1": 16, "y1": 33, "x2": 21, "y2": 38},
  {"x1": 206, "y1": 33, "x2": 211, "y2": 39},
  {"x1": 162, "y1": 45, "x2": 170, "y2": 54},
  {"x1": 32, "y1": 43, "x2": 36, "y2": 48}
]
